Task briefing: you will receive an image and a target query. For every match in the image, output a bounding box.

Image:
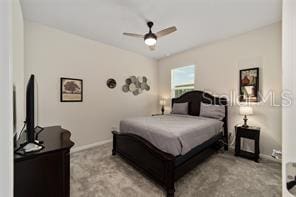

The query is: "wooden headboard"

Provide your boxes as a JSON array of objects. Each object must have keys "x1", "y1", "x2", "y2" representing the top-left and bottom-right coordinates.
[{"x1": 172, "y1": 90, "x2": 228, "y2": 149}]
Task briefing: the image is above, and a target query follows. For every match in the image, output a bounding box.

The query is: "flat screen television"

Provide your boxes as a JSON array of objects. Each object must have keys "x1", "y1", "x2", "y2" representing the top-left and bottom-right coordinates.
[
  {"x1": 14, "y1": 74, "x2": 44, "y2": 153},
  {"x1": 25, "y1": 74, "x2": 35, "y2": 143},
  {"x1": 13, "y1": 85, "x2": 17, "y2": 135}
]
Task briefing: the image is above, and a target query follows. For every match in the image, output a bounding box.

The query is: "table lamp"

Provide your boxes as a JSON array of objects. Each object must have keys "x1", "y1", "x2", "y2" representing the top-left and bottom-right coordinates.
[{"x1": 240, "y1": 106, "x2": 253, "y2": 127}]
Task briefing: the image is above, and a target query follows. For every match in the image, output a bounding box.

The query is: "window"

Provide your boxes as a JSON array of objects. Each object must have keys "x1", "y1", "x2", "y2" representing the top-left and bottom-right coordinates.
[{"x1": 171, "y1": 65, "x2": 195, "y2": 98}]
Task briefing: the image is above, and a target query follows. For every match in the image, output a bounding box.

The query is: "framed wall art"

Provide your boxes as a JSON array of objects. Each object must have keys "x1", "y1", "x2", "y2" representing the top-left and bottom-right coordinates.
[
  {"x1": 60, "y1": 77, "x2": 83, "y2": 102},
  {"x1": 239, "y1": 67, "x2": 259, "y2": 102}
]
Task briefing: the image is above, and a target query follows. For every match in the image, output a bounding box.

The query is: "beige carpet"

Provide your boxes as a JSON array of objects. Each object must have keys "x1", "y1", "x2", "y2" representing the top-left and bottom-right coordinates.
[{"x1": 70, "y1": 143, "x2": 281, "y2": 197}]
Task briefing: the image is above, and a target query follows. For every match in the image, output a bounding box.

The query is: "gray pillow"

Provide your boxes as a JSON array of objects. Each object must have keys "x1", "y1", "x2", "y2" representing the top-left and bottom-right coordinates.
[
  {"x1": 200, "y1": 102, "x2": 225, "y2": 120},
  {"x1": 172, "y1": 102, "x2": 189, "y2": 115}
]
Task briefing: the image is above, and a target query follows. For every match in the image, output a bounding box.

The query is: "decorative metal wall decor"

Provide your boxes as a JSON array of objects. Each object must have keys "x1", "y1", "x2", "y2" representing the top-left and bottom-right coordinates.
[
  {"x1": 106, "y1": 78, "x2": 117, "y2": 89},
  {"x1": 122, "y1": 76, "x2": 150, "y2": 96}
]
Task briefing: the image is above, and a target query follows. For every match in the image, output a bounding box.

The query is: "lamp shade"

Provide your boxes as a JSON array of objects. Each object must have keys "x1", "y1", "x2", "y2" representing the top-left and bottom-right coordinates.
[
  {"x1": 240, "y1": 106, "x2": 253, "y2": 115},
  {"x1": 160, "y1": 99, "x2": 166, "y2": 105}
]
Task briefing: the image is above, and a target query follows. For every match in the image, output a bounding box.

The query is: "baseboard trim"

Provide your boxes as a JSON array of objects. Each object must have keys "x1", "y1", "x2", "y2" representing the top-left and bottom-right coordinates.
[
  {"x1": 260, "y1": 153, "x2": 281, "y2": 163},
  {"x1": 71, "y1": 140, "x2": 281, "y2": 163},
  {"x1": 71, "y1": 139, "x2": 112, "y2": 154},
  {"x1": 228, "y1": 146, "x2": 281, "y2": 163}
]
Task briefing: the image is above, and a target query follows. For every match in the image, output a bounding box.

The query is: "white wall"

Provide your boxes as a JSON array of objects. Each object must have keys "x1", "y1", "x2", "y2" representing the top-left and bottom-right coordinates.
[
  {"x1": 158, "y1": 23, "x2": 282, "y2": 156},
  {"x1": 282, "y1": 0, "x2": 296, "y2": 196},
  {"x1": 24, "y1": 21, "x2": 158, "y2": 148},
  {"x1": 0, "y1": 0, "x2": 13, "y2": 197},
  {"x1": 12, "y1": 0, "x2": 25, "y2": 135}
]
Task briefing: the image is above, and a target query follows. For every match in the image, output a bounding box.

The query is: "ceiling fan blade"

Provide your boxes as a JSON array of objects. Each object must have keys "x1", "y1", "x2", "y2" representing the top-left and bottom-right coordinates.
[
  {"x1": 149, "y1": 45, "x2": 156, "y2": 51},
  {"x1": 123, "y1": 32, "x2": 144, "y2": 38},
  {"x1": 156, "y1": 26, "x2": 177, "y2": 38}
]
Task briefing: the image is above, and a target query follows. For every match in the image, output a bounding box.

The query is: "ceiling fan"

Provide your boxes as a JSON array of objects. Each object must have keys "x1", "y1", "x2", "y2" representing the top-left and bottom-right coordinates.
[{"x1": 123, "y1": 21, "x2": 177, "y2": 50}]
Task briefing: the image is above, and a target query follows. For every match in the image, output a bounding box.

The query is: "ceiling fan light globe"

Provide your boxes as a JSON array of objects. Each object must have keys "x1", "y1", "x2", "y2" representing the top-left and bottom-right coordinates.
[{"x1": 145, "y1": 38, "x2": 157, "y2": 46}]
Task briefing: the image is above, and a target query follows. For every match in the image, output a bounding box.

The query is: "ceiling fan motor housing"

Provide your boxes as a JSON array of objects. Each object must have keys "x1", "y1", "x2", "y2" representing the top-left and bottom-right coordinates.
[
  {"x1": 144, "y1": 33, "x2": 157, "y2": 40},
  {"x1": 145, "y1": 21, "x2": 157, "y2": 40}
]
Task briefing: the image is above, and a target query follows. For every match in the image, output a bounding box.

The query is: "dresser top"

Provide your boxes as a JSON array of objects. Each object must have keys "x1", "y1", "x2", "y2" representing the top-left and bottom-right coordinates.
[{"x1": 14, "y1": 126, "x2": 75, "y2": 162}]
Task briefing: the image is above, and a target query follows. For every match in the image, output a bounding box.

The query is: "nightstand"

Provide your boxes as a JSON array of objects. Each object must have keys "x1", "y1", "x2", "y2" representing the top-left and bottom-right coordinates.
[{"x1": 235, "y1": 126, "x2": 260, "y2": 162}]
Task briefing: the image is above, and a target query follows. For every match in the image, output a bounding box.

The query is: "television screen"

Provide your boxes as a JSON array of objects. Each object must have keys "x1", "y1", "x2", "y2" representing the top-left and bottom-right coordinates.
[
  {"x1": 26, "y1": 74, "x2": 35, "y2": 143},
  {"x1": 13, "y1": 85, "x2": 17, "y2": 136}
]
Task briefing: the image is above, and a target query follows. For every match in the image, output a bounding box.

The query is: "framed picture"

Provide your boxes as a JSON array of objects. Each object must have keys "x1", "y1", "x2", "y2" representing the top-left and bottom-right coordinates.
[
  {"x1": 60, "y1": 77, "x2": 83, "y2": 102},
  {"x1": 239, "y1": 67, "x2": 259, "y2": 102}
]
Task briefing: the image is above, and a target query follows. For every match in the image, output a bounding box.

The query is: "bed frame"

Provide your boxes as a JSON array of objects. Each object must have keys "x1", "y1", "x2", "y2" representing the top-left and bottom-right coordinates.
[{"x1": 112, "y1": 91, "x2": 228, "y2": 197}]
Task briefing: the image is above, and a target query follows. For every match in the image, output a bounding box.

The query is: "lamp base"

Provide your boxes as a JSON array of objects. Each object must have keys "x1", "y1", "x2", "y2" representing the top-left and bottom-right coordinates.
[{"x1": 242, "y1": 115, "x2": 248, "y2": 127}]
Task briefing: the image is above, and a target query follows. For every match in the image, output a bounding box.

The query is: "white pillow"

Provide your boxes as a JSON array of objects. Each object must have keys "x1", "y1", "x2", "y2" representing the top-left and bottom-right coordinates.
[
  {"x1": 200, "y1": 102, "x2": 225, "y2": 120},
  {"x1": 172, "y1": 102, "x2": 188, "y2": 115}
]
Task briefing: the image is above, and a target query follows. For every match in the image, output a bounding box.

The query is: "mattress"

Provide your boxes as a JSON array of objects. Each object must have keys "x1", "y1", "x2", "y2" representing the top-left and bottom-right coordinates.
[{"x1": 120, "y1": 114, "x2": 223, "y2": 156}]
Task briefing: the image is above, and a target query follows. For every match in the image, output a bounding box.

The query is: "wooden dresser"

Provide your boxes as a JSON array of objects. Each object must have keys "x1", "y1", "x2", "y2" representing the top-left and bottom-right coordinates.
[{"x1": 14, "y1": 126, "x2": 74, "y2": 197}]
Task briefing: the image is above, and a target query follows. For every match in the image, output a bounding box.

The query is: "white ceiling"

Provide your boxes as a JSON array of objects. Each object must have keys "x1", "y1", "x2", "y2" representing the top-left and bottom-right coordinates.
[{"x1": 20, "y1": 0, "x2": 282, "y2": 59}]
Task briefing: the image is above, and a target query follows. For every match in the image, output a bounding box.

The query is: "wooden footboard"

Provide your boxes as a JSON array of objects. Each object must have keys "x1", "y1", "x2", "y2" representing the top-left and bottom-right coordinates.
[
  {"x1": 112, "y1": 130, "x2": 224, "y2": 197},
  {"x1": 112, "y1": 131, "x2": 176, "y2": 196}
]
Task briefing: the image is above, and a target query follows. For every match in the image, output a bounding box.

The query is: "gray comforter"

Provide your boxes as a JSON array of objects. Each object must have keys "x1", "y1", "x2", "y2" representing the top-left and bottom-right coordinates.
[{"x1": 120, "y1": 114, "x2": 223, "y2": 156}]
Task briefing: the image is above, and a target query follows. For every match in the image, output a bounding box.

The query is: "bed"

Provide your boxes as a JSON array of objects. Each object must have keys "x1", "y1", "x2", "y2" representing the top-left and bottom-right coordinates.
[{"x1": 112, "y1": 91, "x2": 228, "y2": 197}]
